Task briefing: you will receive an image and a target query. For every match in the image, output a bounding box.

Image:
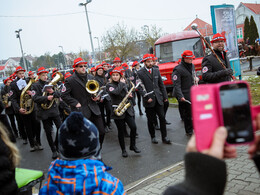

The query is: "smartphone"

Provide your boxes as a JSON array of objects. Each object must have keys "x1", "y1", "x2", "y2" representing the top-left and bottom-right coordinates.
[
  {"x1": 217, "y1": 82, "x2": 254, "y2": 144},
  {"x1": 191, "y1": 84, "x2": 220, "y2": 151}
]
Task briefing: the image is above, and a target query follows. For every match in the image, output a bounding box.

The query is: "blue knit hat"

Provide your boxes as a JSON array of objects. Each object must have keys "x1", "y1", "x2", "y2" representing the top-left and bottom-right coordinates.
[{"x1": 58, "y1": 112, "x2": 101, "y2": 160}]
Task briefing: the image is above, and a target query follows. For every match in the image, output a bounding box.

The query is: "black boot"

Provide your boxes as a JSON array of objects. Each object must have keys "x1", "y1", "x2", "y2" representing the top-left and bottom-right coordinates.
[
  {"x1": 122, "y1": 150, "x2": 128, "y2": 157},
  {"x1": 130, "y1": 146, "x2": 141, "y2": 153}
]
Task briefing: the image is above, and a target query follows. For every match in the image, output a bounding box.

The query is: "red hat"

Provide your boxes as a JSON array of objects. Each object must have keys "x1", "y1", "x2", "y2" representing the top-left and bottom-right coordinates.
[
  {"x1": 95, "y1": 64, "x2": 104, "y2": 71},
  {"x1": 132, "y1": 61, "x2": 139, "y2": 67},
  {"x1": 73, "y1": 57, "x2": 87, "y2": 68},
  {"x1": 64, "y1": 72, "x2": 72, "y2": 80},
  {"x1": 4, "y1": 77, "x2": 12, "y2": 85},
  {"x1": 181, "y1": 50, "x2": 195, "y2": 59},
  {"x1": 28, "y1": 71, "x2": 34, "y2": 75},
  {"x1": 110, "y1": 66, "x2": 123, "y2": 76},
  {"x1": 210, "y1": 33, "x2": 226, "y2": 43},
  {"x1": 52, "y1": 68, "x2": 59, "y2": 74},
  {"x1": 37, "y1": 67, "x2": 49, "y2": 75},
  {"x1": 101, "y1": 61, "x2": 108, "y2": 66},
  {"x1": 121, "y1": 63, "x2": 129, "y2": 70},
  {"x1": 90, "y1": 67, "x2": 96, "y2": 72},
  {"x1": 10, "y1": 73, "x2": 16, "y2": 79},
  {"x1": 113, "y1": 57, "x2": 121, "y2": 63},
  {"x1": 52, "y1": 72, "x2": 57, "y2": 78},
  {"x1": 142, "y1": 54, "x2": 153, "y2": 62},
  {"x1": 14, "y1": 66, "x2": 26, "y2": 74},
  {"x1": 73, "y1": 68, "x2": 75, "y2": 72}
]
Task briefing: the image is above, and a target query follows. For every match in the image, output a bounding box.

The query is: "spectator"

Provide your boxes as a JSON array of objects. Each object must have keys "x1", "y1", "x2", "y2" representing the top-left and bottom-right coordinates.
[
  {"x1": 0, "y1": 124, "x2": 20, "y2": 195},
  {"x1": 39, "y1": 112, "x2": 125, "y2": 195},
  {"x1": 164, "y1": 113, "x2": 260, "y2": 195}
]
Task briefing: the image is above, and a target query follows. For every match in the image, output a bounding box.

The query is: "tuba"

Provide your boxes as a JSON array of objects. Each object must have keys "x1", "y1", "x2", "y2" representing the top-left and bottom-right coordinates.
[
  {"x1": 86, "y1": 80, "x2": 100, "y2": 96},
  {"x1": 41, "y1": 72, "x2": 64, "y2": 110},
  {"x1": 20, "y1": 76, "x2": 38, "y2": 114},
  {"x1": 114, "y1": 81, "x2": 140, "y2": 116}
]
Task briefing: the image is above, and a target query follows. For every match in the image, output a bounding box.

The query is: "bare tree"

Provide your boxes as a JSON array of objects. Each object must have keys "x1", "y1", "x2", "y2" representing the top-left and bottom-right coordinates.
[
  {"x1": 140, "y1": 25, "x2": 163, "y2": 48},
  {"x1": 102, "y1": 23, "x2": 139, "y2": 61}
]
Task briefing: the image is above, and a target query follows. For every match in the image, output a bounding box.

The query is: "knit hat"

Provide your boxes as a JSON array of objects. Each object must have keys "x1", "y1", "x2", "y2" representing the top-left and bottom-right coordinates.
[{"x1": 58, "y1": 112, "x2": 101, "y2": 160}]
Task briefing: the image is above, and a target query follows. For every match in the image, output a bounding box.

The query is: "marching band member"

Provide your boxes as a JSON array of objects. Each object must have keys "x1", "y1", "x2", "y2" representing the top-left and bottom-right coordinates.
[
  {"x1": 137, "y1": 54, "x2": 171, "y2": 144},
  {"x1": 1, "y1": 77, "x2": 18, "y2": 139},
  {"x1": 94, "y1": 64, "x2": 112, "y2": 131},
  {"x1": 31, "y1": 67, "x2": 62, "y2": 159},
  {"x1": 61, "y1": 58, "x2": 105, "y2": 147},
  {"x1": 106, "y1": 66, "x2": 141, "y2": 157},
  {"x1": 10, "y1": 66, "x2": 41, "y2": 151},
  {"x1": 90, "y1": 67, "x2": 96, "y2": 76}
]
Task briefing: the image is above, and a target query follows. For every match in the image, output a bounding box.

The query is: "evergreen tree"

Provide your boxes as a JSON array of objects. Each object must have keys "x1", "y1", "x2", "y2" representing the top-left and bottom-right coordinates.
[
  {"x1": 244, "y1": 16, "x2": 250, "y2": 42},
  {"x1": 249, "y1": 15, "x2": 259, "y2": 44}
]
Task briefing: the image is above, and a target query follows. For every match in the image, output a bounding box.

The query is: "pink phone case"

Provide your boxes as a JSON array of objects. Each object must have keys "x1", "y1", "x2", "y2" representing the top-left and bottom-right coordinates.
[
  {"x1": 191, "y1": 84, "x2": 220, "y2": 152},
  {"x1": 252, "y1": 105, "x2": 260, "y2": 131}
]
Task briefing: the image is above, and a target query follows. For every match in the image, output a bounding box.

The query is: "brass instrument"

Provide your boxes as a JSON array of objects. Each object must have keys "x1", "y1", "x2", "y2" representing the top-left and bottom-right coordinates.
[
  {"x1": 86, "y1": 80, "x2": 100, "y2": 96},
  {"x1": 20, "y1": 76, "x2": 38, "y2": 114},
  {"x1": 41, "y1": 72, "x2": 63, "y2": 110},
  {"x1": 191, "y1": 23, "x2": 233, "y2": 80},
  {"x1": 114, "y1": 81, "x2": 140, "y2": 116},
  {"x1": 2, "y1": 94, "x2": 9, "y2": 107}
]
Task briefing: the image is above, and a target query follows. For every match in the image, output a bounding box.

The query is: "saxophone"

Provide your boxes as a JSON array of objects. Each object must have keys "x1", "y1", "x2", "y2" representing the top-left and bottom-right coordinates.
[
  {"x1": 20, "y1": 76, "x2": 38, "y2": 114},
  {"x1": 2, "y1": 94, "x2": 9, "y2": 107},
  {"x1": 114, "y1": 81, "x2": 140, "y2": 116}
]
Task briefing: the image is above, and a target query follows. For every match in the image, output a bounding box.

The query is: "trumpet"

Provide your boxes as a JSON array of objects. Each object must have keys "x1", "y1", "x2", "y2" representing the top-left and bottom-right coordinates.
[
  {"x1": 86, "y1": 80, "x2": 100, "y2": 96},
  {"x1": 41, "y1": 72, "x2": 63, "y2": 110}
]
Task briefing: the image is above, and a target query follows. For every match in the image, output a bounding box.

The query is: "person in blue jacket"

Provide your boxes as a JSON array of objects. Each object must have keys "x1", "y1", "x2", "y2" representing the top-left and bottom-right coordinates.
[{"x1": 39, "y1": 112, "x2": 125, "y2": 195}]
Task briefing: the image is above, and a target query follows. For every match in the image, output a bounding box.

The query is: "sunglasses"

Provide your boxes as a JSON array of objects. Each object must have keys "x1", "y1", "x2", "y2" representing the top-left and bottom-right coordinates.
[{"x1": 77, "y1": 65, "x2": 87, "y2": 68}]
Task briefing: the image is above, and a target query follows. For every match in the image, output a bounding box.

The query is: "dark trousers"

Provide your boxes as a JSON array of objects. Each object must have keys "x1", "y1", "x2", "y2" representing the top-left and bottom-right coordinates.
[
  {"x1": 179, "y1": 101, "x2": 193, "y2": 134},
  {"x1": 21, "y1": 111, "x2": 41, "y2": 147},
  {"x1": 114, "y1": 113, "x2": 137, "y2": 151},
  {"x1": 7, "y1": 114, "x2": 18, "y2": 137},
  {"x1": 89, "y1": 114, "x2": 105, "y2": 146},
  {"x1": 42, "y1": 115, "x2": 61, "y2": 152},
  {"x1": 98, "y1": 99, "x2": 111, "y2": 127},
  {"x1": 15, "y1": 113, "x2": 26, "y2": 140},
  {"x1": 136, "y1": 91, "x2": 143, "y2": 113},
  {"x1": 0, "y1": 114, "x2": 16, "y2": 142},
  {"x1": 145, "y1": 100, "x2": 167, "y2": 140}
]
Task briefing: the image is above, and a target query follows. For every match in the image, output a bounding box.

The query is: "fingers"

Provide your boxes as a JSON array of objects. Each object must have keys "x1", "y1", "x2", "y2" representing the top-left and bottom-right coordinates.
[
  {"x1": 224, "y1": 146, "x2": 237, "y2": 158},
  {"x1": 208, "y1": 127, "x2": 227, "y2": 159}
]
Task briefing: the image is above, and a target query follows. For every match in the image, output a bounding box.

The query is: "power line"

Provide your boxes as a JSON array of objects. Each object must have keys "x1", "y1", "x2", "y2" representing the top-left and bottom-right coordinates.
[{"x1": 0, "y1": 10, "x2": 193, "y2": 21}]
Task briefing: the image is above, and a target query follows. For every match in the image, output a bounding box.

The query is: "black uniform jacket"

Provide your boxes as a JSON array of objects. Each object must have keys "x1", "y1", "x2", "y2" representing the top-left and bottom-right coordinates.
[
  {"x1": 31, "y1": 79, "x2": 60, "y2": 121},
  {"x1": 1, "y1": 85, "x2": 14, "y2": 115},
  {"x1": 61, "y1": 72, "x2": 101, "y2": 118},
  {"x1": 94, "y1": 75, "x2": 111, "y2": 101},
  {"x1": 106, "y1": 81, "x2": 134, "y2": 120},
  {"x1": 172, "y1": 61, "x2": 195, "y2": 102},
  {"x1": 202, "y1": 50, "x2": 232, "y2": 83},
  {"x1": 137, "y1": 67, "x2": 168, "y2": 108},
  {"x1": 10, "y1": 78, "x2": 27, "y2": 114}
]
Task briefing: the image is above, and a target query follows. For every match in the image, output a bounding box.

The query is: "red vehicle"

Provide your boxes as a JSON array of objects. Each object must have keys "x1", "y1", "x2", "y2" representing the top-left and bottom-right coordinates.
[{"x1": 155, "y1": 30, "x2": 207, "y2": 92}]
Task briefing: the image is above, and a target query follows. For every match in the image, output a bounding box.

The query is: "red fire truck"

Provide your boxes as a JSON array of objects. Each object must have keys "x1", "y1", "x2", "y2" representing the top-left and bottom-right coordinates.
[{"x1": 155, "y1": 30, "x2": 207, "y2": 92}]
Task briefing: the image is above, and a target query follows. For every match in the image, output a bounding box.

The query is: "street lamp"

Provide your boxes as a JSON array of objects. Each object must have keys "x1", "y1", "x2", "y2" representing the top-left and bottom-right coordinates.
[
  {"x1": 94, "y1": 37, "x2": 101, "y2": 62},
  {"x1": 15, "y1": 29, "x2": 27, "y2": 71},
  {"x1": 79, "y1": 0, "x2": 95, "y2": 64},
  {"x1": 59, "y1": 45, "x2": 67, "y2": 69}
]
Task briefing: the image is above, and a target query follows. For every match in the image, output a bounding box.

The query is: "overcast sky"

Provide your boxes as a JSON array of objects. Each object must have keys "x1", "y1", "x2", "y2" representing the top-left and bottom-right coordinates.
[{"x1": 0, "y1": 0, "x2": 259, "y2": 60}]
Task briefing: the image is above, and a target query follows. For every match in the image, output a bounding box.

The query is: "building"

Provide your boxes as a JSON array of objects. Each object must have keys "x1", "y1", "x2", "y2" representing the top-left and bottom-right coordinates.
[
  {"x1": 184, "y1": 17, "x2": 213, "y2": 39},
  {"x1": 236, "y1": 2, "x2": 260, "y2": 42},
  {"x1": 0, "y1": 58, "x2": 20, "y2": 78}
]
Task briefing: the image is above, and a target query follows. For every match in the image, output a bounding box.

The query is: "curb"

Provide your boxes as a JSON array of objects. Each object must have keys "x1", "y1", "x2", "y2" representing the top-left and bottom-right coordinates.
[{"x1": 125, "y1": 161, "x2": 184, "y2": 194}]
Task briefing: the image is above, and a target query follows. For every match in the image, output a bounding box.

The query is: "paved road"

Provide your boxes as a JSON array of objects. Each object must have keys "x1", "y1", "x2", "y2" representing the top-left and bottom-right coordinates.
[
  {"x1": 18, "y1": 105, "x2": 189, "y2": 186},
  {"x1": 240, "y1": 57, "x2": 260, "y2": 71}
]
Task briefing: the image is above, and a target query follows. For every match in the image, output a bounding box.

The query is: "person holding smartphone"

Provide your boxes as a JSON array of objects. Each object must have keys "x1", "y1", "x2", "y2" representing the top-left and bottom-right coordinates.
[{"x1": 164, "y1": 114, "x2": 260, "y2": 195}]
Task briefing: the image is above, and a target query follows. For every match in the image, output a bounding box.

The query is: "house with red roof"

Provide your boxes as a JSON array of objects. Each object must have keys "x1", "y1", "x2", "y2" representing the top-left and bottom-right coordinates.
[
  {"x1": 0, "y1": 58, "x2": 20, "y2": 78},
  {"x1": 183, "y1": 17, "x2": 213, "y2": 39},
  {"x1": 236, "y1": 2, "x2": 260, "y2": 42}
]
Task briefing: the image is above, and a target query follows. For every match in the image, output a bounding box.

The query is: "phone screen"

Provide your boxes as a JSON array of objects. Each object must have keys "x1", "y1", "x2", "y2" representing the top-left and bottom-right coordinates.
[{"x1": 219, "y1": 83, "x2": 254, "y2": 144}]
